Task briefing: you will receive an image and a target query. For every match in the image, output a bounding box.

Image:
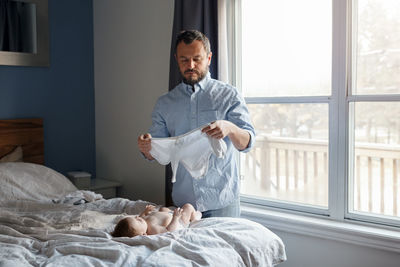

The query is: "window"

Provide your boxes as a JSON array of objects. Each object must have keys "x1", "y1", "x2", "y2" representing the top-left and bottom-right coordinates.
[
  {"x1": 237, "y1": 0, "x2": 400, "y2": 226},
  {"x1": 348, "y1": 0, "x2": 400, "y2": 225}
]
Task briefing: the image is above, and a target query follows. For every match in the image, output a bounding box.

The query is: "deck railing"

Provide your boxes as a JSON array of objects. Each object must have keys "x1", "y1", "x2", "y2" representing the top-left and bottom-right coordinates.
[{"x1": 242, "y1": 135, "x2": 400, "y2": 216}]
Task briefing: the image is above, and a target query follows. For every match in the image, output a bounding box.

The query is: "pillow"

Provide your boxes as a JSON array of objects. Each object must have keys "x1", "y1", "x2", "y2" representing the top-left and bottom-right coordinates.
[
  {"x1": 0, "y1": 146, "x2": 23, "y2": 163},
  {"x1": 0, "y1": 162, "x2": 77, "y2": 202}
]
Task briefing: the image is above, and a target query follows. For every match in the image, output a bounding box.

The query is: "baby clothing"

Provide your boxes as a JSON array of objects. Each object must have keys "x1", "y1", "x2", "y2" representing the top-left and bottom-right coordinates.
[{"x1": 150, "y1": 125, "x2": 227, "y2": 183}]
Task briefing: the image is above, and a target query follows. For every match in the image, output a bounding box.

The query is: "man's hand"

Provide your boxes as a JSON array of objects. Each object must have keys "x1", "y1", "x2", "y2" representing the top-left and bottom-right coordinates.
[
  {"x1": 202, "y1": 120, "x2": 250, "y2": 151},
  {"x1": 138, "y1": 133, "x2": 154, "y2": 160},
  {"x1": 201, "y1": 120, "x2": 232, "y2": 140}
]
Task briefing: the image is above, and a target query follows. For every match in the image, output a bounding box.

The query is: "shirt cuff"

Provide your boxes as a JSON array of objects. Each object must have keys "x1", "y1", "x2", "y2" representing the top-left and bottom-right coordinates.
[{"x1": 238, "y1": 130, "x2": 255, "y2": 153}]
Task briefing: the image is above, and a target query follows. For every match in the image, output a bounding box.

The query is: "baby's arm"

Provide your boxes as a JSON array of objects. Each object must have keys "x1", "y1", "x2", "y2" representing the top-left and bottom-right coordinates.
[{"x1": 140, "y1": 205, "x2": 156, "y2": 217}]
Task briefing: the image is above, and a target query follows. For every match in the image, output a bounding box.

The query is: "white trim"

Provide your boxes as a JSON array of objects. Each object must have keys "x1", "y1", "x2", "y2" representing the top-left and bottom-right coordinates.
[
  {"x1": 330, "y1": 0, "x2": 349, "y2": 221},
  {"x1": 241, "y1": 203, "x2": 400, "y2": 253},
  {"x1": 241, "y1": 196, "x2": 329, "y2": 216},
  {"x1": 233, "y1": 0, "x2": 242, "y2": 90},
  {"x1": 347, "y1": 94, "x2": 400, "y2": 102},
  {"x1": 217, "y1": 0, "x2": 228, "y2": 83},
  {"x1": 245, "y1": 96, "x2": 331, "y2": 104},
  {"x1": 218, "y1": 0, "x2": 237, "y2": 85}
]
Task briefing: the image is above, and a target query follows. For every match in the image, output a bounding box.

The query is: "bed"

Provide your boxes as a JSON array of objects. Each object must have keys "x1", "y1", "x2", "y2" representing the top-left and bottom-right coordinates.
[{"x1": 0, "y1": 118, "x2": 287, "y2": 266}]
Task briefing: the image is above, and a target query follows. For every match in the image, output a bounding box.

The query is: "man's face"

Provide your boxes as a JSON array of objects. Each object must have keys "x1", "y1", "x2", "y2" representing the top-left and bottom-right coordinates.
[{"x1": 175, "y1": 40, "x2": 212, "y2": 85}]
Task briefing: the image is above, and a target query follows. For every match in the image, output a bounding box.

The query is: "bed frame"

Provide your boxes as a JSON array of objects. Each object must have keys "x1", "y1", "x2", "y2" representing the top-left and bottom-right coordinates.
[{"x1": 0, "y1": 118, "x2": 44, "y2": 164}]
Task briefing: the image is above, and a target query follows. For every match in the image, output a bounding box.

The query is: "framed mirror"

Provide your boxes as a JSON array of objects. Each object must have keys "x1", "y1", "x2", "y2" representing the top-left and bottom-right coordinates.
[{"x1": 0, "y1": 0, "x2": 49, "y2": 66}]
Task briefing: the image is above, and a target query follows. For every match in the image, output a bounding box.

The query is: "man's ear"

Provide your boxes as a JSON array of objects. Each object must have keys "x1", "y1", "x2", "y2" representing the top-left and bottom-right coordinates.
[{"x1": 207, "y1": 52, "x2": 212, "y2": 66}]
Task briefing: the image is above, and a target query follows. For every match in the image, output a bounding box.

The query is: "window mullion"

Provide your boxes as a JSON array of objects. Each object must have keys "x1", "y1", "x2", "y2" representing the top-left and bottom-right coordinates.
[{"x1": 330, "y1": 0, "x2": 349, "y2": 221}]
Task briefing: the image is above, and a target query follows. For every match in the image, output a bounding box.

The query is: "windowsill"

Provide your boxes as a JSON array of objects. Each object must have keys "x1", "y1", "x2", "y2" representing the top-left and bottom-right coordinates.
[{"x1": 240, "y1": 203, "x2": 400, "y2": 253}]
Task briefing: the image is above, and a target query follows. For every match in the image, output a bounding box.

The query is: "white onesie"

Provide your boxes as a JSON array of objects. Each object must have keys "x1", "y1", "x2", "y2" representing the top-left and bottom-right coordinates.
[{"x1": 150, "y1": 125, "x2": 227, "y2": 183}]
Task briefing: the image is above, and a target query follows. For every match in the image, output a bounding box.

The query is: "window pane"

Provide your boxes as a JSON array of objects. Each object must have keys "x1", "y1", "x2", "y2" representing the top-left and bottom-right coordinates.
[
  {"x1": 241, "y1": 104, "x2": 329, "y2": 208},
  {"x1": 349, "y1": 102, "x2": 400, "y2": 219},
  {"x1": 241, "y1": 0, "x2": 332, "y2": 97},
  {"x1": 353, "y1": 0, "x2": 400, "y2": 95}
]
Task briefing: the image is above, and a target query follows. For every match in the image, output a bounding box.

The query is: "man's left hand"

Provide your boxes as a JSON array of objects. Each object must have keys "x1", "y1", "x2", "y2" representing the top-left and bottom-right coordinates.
[
  {"x1": 202, "y1": 120, "x2": 251, "y2": 151},
  {"x1": 201, "y1": 120, "x2": 233, "y2": 139}
]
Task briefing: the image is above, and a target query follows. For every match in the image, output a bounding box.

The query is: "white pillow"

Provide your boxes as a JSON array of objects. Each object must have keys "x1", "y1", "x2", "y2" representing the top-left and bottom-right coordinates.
[
  {"x1": 0, "y1": 162, "x2": 77, "y2": 202},
  {"x1": 0, "y1": 146, "x2": 23, "y2": 162}
]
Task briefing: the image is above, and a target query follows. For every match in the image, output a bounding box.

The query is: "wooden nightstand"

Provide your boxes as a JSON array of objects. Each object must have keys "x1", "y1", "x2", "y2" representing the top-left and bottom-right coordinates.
[{"x1": 87, "y1": 179, "x2": 122, "y2": 199}]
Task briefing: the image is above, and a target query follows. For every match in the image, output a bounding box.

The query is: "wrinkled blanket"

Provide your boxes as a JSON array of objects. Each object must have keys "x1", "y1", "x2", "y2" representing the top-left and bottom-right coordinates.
[{"x1": 0, "y1": 197, "x2": 286, "y2": 267}]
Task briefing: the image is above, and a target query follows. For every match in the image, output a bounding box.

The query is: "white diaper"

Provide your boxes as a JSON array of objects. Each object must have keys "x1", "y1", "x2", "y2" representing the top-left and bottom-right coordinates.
[{"x1": 150, "y1": 124, "x2": 227, "y2": 183}]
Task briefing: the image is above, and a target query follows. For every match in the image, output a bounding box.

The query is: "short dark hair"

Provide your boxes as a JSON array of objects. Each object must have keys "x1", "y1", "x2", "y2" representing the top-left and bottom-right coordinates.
[
  {"x1": 111, "y1": 217, "x2": 137, "y2": 237},
  {"x1": 175, "y1": 30, "x2": 211, "y2": 54}
]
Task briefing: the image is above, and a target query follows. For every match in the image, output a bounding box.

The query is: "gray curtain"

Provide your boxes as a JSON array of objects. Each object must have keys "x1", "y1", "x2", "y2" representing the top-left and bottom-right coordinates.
[
  {"x1": 168, "y1": 0, "x2": 219, "y2": 90},
  {"x1": 166, "y1": 0, "x2": 219, "y2": 206}
]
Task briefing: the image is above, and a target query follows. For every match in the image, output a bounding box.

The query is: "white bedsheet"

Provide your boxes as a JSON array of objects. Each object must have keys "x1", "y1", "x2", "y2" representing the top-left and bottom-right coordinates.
[{"x1": 0, "y1": 197, "x2": 286, "y2": 267}]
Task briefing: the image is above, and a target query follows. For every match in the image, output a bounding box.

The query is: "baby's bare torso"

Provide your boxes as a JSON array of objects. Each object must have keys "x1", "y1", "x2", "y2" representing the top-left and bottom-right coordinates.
[{"x1": 144, "y1": 211, "x2": 172, "y2": 235}]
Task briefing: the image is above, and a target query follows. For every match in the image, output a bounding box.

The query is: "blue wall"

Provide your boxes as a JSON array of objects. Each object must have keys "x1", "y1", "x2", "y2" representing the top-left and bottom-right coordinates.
[{"x1": 0, "y1": 0, "x2": 95, "y2": 176}]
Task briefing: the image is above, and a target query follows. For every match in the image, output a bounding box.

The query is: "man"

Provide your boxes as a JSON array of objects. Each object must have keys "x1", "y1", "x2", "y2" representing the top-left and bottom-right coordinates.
[{"x1": 138, "y1": 30, "x2": 255, "y2": 218}]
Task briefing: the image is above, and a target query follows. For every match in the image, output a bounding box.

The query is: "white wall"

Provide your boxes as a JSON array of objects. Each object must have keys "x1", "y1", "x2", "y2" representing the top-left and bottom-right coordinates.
[
  {"x1": 93, "y1": 0, "x2": 174, "y2": 204},
  {"x1": 272, "y1": 229, "x2": 400, "y2": 267},
  {"x1": 93, "y1": 1, "x2": 400, "y2": 266}
]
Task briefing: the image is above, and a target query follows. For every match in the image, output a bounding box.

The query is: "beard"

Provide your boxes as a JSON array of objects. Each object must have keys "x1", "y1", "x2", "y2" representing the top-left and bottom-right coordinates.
[{"x1": 181, "y1": 65, "x2": 209, "y2": 86}]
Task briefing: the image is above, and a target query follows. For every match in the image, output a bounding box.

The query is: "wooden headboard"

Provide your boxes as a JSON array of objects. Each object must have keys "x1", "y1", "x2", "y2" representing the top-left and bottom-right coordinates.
[{"x1": 0, "y1": 118, "x2": 44, "y2": 164}]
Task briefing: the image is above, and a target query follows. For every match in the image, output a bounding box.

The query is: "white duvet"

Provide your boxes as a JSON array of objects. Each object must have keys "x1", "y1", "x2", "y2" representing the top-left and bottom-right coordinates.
[
  {"x1": 0, "y1": 162, "x2": 286, "y2": 266},
  {"x1": 0, "y1": 197, "x2": 285, "y2": 267}
]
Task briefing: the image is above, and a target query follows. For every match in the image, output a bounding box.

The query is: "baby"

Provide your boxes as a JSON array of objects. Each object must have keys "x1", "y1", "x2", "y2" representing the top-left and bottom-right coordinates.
[{"x1": 112, "y1": 203, "x2": 202, "y2": 237}]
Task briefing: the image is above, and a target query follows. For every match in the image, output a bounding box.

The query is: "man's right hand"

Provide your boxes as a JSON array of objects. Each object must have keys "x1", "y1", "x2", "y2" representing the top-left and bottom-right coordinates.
[{"x1": 138, "y1": 133, "x2": 154, "y2": 160}]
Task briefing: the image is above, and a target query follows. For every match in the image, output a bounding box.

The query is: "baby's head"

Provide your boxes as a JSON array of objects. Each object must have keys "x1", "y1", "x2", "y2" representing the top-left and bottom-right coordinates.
[{"x1": 112, "y1": 216, "x2": 147, "y2": 237}]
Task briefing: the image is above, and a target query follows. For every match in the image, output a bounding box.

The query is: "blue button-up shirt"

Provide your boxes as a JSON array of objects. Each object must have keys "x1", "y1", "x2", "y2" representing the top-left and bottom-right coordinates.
[{"x1": 149, "y1": 73, "x2": 255, "y2": 212}]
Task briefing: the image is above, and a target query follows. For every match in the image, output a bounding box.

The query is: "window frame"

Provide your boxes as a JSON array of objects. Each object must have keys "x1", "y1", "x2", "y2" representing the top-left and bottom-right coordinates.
[
  {"x1": 234, "y1": 0, "x2": 400, "y2": 228},
  {"x1": 346, "y1": 0, "x2": 400, "y2": 227}
]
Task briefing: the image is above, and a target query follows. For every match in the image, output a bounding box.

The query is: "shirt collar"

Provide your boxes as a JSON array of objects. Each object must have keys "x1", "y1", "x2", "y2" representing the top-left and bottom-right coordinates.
[
  {"x1": 183, "y1": 72, "x2": 211, "y2": 93},
  {"x1": 197, "y1": 72, "x2": 211, "y2": 91}
]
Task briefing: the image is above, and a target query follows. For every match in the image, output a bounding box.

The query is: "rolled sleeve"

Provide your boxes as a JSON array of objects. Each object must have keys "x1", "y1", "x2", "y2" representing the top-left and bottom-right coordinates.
[
  {"x1": 239, "y1": 129, "x2": 255, "y2": 153},
  {"x1": 227, "y1": 91, "x2": 256, "y2": 153}
]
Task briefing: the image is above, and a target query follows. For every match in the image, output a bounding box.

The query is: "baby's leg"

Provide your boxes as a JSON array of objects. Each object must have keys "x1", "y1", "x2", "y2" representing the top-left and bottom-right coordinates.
[{"x1": 181, "y1": 203, "x2": 202, "y2": 225}]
